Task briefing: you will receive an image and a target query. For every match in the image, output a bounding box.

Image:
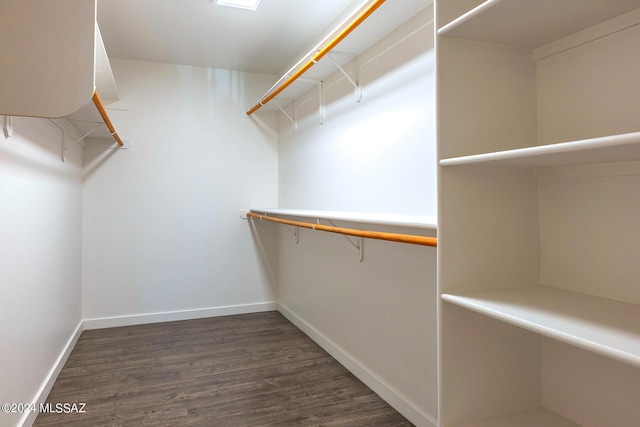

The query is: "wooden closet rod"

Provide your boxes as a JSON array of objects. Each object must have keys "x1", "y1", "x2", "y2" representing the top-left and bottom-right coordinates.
[
  {"x1": 91, "y1": 90, "x2": 124, "y2": 146},
  {"x1": 246, "y1": 0, "x2": 387, "y2": 116},
  {"x1": 247, "y1": 212, "x2": 437, "y2": 247}
]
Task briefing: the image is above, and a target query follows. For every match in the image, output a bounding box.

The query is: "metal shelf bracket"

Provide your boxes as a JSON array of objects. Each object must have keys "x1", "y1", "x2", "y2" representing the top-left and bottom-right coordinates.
[
  {"x1": 327, "y1": 53, "x2": 362, "y2": 103},
  {"x1": 298, "y1": 77, "x2": 325, "y2": 125},
  {"x1": 327, "y1": 219, "x2": 364, "y2": 262},
  {"x1": 275, "y1": 102, "x2": 298, "y2": 131}
]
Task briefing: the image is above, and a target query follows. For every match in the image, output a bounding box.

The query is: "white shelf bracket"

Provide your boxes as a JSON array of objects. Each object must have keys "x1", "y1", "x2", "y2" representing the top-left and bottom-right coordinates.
[
  {"x1": 284, "y1": 225, "x2": 300, "y2": 244},
  {"x1": 327, "y1": 53, "x2": 362, "y2": 103},
  {"x1": 299, "y1": 77, "x2": 325, "y2": 125},
  {"x1": 3, "y1": 116, "x2": 13, "y2": 138},
  {"x1": 327, "y1": 219, "x2": 364, "y2": 262},
  {"x1": 49, "y1": 119, "x2": 101, "y2": 162},
  {"x1": 275, "y1": 102, "x2": 297, "y2": 131}
]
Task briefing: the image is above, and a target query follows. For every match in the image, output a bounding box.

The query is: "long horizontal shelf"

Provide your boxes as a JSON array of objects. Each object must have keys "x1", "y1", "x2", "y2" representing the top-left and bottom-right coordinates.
[
  {"x1": 439, "y1": 131, "x2": 640, "y2": 168},
  {"x1": 438, "y1": 0, "x2": 640, "y2": 49},
  {"x1": 442, "y1": 285, "x2": 640, "y2": 368},
  {"x1": 249, "y1": 208, "x2": 437, "y2": 230},
  {"x1": 455, "y1": 406, "x2": 579, "y2": 427}
]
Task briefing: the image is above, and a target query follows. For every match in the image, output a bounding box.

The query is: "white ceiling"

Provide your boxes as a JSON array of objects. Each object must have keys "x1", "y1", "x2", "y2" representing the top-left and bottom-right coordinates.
[{"x1": 97, "y1": 0, "x2": 431, "y2": 76}]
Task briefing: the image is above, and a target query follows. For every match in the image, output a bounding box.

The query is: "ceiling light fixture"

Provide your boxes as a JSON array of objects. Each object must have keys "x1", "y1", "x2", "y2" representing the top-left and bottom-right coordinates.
[{"x1": 216, "y1": 0, "x2": 262, "y2": 10}]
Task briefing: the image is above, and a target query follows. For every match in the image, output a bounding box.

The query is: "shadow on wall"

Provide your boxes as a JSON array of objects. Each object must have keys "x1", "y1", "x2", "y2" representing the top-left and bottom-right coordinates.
[
  {"x1": 82, "y1": 138, "x2": 123, "y2": 181},
  {"x1": 0, "y1": 116, "x2": 82, "y2": 181}
]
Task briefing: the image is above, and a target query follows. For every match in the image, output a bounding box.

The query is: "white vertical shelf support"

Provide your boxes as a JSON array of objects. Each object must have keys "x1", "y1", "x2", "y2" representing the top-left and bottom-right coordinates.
[
  {"x1": 3, "y1": 116, "x2": 13, "y2": 138},
  {"x1": 318, "y1": 80, "x2": 325, "y2": 125}
]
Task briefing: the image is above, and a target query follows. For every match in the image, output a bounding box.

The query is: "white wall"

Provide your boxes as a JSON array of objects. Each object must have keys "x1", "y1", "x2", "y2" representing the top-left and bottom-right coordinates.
[
  {"x1": 0, "y1": 117, "x2": 83, "y2": 427},
  {"x1": 278, "y1": 8, "x2": 436, "y2": 214},
  {"x1": 82, "y1": 59, "x2": 279, "y2": 324},
  {"x1": 270, "y1": 6, "x2": 438, "y2": 426}
]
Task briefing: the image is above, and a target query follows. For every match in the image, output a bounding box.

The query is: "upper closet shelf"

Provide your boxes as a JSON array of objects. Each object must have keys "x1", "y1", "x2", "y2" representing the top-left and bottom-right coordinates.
[
  {"x1": 64, "y1": 26, "x2": 124, "y2": 146},
  {"x1": 247, "y1": 208, "x2": 437, "y2": 230},
  {"x1": 438, "y1": 0, "x2": 640, "y2": 49},
  {"x1": 246, "y1": 0, "x2": 429, "y2": 115},
  {"x1": 439, "y1": 131, "x2": 640, "y2": 168},
  {"x1": 442, "y1": 285, "x2": 640, "y2": 369},
  {"x1": 0, "y1": 0, "x2": 125, "y2": 147},
  {"x1": 246, "y1": 0, "x2": 386, "y2": 116}
]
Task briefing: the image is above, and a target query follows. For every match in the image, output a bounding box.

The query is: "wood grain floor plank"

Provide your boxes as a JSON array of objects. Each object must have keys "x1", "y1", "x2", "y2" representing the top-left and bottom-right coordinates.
[{"x1": 34, "y1": 311, "x2": 413, "y2": 426}]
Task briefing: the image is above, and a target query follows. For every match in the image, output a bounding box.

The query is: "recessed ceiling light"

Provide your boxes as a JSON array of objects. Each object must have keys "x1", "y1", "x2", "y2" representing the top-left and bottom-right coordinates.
[{"x1": 216, "y1": 0, "x2": 262, "y2": 10}]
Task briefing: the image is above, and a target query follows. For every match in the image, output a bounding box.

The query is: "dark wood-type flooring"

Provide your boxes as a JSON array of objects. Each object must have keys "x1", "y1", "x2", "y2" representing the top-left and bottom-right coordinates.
[{"x1": 34, "y1": 311, "x2": 412, "y2": 426}]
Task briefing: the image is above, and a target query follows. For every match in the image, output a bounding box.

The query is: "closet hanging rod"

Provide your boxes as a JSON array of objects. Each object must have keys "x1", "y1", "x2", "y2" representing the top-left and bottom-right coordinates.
[
  {"x1": 247, "y1": 212, "x2": 437, "y2": 247},
  {"x1": 91, "y1": 90, "x2": 124, "y2": 146},
  {"x1": 246, "y1": 0, "x2": 386, "y2": 116}
]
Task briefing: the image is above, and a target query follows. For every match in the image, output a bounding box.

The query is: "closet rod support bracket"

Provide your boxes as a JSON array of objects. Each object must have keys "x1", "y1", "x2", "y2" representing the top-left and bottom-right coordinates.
[
  {"x1": 326, "y1": 54, "x2": 362, "y2": 103},
  {"x1": 61, "y1": 121, "x2": 102, "y2": 162},
  {"x1": 298, "y1": 78, "x2": 325, "y2": 125},
  {"x1": 284, "y1": 225, "x2": 299, "y2": 244},
  {"x1": 327, "y1": 219, "x2": 364, "y2": 262},
  {"x1": 275, "y1": 102, "x2": 298, "y2": 131}
]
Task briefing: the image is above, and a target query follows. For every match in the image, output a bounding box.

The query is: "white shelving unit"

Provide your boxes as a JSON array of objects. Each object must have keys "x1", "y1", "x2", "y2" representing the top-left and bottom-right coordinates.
[{"x1": 437, "y1": 0, "x2": 640, "y2": 426}]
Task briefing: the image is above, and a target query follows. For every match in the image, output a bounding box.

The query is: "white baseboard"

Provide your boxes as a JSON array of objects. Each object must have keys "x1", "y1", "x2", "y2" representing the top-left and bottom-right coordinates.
[
  {"x1": 20, "y1": 321, "x2": 84, "y2": 427},
  {"x1": 277, "y1": 302, "x2": 438, "y2": 427},
  {"x1": 83, "y1": 302, "x2": 278, "y2": 330}
]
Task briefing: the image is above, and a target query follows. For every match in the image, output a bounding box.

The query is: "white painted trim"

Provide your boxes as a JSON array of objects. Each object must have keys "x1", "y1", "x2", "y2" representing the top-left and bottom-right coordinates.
[
  {"x1": 277, "y1": 303, "x2": 438, "y2": 427},
  {"x1": 83, "y1": 302, "x2": 278, "y2": 330},
  {"x1": 20, "y1": 322, "x2": 84, "y2": 427}
]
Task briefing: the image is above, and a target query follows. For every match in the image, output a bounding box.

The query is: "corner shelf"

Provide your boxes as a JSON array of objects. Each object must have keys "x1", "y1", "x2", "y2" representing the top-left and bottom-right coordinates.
[
  {"x1": 438, "y1": 0, "x2": 640, "y2": 49},
  {"x1": 442, "y1": 285, "x2": 640, "y2": 368},
  {"x1": 439, "y1": 131, "x2": 640, "y2": 168},
  {"x1": 248, "y1": 208, "x2": 437, "y2": 230}
]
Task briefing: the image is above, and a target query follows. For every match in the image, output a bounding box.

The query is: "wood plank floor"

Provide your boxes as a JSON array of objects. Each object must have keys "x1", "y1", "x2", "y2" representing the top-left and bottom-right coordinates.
[{"x1": 34, "y1": 311, "x2": 413, "y2": 426}]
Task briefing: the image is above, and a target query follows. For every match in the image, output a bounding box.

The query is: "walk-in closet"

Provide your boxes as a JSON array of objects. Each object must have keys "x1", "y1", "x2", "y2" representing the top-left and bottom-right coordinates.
[{"x1": 2, "y1": 0, "x2": 639, "y2": 426}]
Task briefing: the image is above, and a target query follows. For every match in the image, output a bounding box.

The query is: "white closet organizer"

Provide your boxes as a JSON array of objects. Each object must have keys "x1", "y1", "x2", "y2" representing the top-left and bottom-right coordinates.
[
  {"x1": 0, "y1": 0, "x2": 124, "y2": 149},
  {"x1": 437, "y1": 1, "x2": 640, "y2": 426}
]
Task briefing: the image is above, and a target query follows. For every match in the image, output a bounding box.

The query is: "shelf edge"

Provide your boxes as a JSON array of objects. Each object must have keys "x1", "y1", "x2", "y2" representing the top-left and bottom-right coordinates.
[
  {"x1": 439, "y1": 131, "x2": 640, "y2": 167},
  {"x1": 437, "y1": 0, "x2": 501, "y2": 35},
  {"x1": 249, "y1": 208, "x2": 437, "y2": 230},
  {"x1": 442, "y1": 288, "x2": 640, "y2": 368}
]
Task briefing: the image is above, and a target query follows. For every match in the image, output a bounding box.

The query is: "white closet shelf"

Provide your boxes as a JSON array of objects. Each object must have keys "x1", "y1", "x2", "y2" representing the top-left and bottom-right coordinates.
[
  {"x1": 442, "y1": 285, "x2": 640, "y2": 368},
  {"x1": 455, "y1": 406, "x2": 579, "y2": 427},
  {"x1": 438, "y1": 0, "x2": 640, "y2": 49},
  {"x1": 248, "y1": 208, "x2": 437, "y2": 230},
  {"x1": 439, "y1": 131, "x2": 640, "y2": 168},
  {"x1": 62, "y1": 24, "x2": 123, "y2": 143}
]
